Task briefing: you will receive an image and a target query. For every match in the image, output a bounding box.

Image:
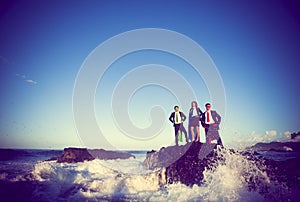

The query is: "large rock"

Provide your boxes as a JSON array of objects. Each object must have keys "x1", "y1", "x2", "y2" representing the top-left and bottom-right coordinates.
[
  {"x1": 144, "y1": 142, "x2": 218, "y2": 186},
  {"x1": 57, "y1": 148, "x2": 95, "y2": 163},
  {"x1": 53, "y1": 147, "x2": 136, "y2": 163},
  {"x1": 144, "y1": 144, "x2": 191, "y2": 170},
  {"x1": 246, "y1": 142, "x2": 300, "y2": 152}
]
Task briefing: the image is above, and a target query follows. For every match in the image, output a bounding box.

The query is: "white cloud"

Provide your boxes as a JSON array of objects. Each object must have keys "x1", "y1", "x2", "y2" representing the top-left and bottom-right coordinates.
[
  {"x1": 16, "y1": 74, "x2": 26, "y2": 79},
  {"x1": 26, "y1": 79, "x2": 37, "y2": 84},
  {"x1": 265, "y1": 130, "x2": 277, "y2": 137},
  {"x1": 16, "y1": 74, "x2": 37, "y2": 84},
  {"x1": 284, "y1": 131, "x2": 291, "y2": 139}
]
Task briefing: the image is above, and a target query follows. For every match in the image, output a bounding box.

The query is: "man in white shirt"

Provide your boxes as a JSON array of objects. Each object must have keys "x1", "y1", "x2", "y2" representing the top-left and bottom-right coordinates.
[
  {"x1": 169, "y1": 106, "x2": 188, "y2": 146},
  {"x1": 201, "y1": 103, "x2": 223, "y2": 146}
]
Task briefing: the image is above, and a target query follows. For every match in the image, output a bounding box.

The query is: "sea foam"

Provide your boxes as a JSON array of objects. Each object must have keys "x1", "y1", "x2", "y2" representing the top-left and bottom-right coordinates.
[{"x1": 27, "y1": 148, "x2": 291, "y2": 201}]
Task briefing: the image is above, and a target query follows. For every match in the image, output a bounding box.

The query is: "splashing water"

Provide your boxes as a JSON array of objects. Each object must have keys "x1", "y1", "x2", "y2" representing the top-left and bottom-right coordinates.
[{"x1": 1, "y1": 148, "x2": 295, "y2": 201}]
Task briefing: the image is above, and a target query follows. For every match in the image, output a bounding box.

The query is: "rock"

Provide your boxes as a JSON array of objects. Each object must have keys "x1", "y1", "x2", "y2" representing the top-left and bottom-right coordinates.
[
  {"x1": 144, "y1": 142, "x2": 218, "y2": 186},
  {"x1": 53, "y1": 148, "x2": 135, "y2": 163},
  {"x1": 57, "y1": 148, "x2": 95, "y2": 163},
  {"x1": 291, "y1": 131, "x2": 300, "y2": 140},
  {"x1": 246, "y1": 142, "x2": 300, "y2": 152},
  {"x1": 88, "y1": 149, "x2": 135, "y2": 160},
  {"x1": 144, "y1": 144, "x2": 191, "y2": 170}
]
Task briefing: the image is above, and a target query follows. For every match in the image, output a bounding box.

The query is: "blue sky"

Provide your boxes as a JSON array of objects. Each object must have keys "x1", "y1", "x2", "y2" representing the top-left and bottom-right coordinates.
[{"x1": 0, "y1": 0, "x2": 299, "y2": 149}]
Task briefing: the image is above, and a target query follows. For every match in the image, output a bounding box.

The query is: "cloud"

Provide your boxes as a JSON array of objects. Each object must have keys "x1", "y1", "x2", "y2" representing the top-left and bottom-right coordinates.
[
  {"x1": 265, "y1": 130, "x2": 277, "y2": 137},
  {"x1": 250, "y1": 130, "x2": 278, "y2": 143},
  {"x1": 26, "y1": 79, "x2": 37, "y2": 84},
  {"x1": 228, "y1": 129, "x2": 297, "y2": 149},
  {"x1": 16, "y1": 74, "x2": 26, "y2": 79},
  {"x1": 284, "y1": 131, "x2": 291, "y2": 138},
  {"x1": 16, "y1": 74, "x2": 37, "y2": 84}
]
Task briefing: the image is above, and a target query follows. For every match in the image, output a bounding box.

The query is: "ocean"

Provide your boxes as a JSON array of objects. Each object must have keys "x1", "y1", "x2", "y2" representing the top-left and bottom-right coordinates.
[{"x1": 0, "y1": 148, "x2": 299, "y2": 202}]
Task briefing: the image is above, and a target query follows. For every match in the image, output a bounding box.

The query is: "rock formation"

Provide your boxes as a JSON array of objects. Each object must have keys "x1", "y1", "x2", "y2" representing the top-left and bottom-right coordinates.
[
  {"x1": 57, "y1": 148, "x2": 95, "y2": 163},
  {"x1": 144, "y1": 142, "x2": 218, "y2": 186},
  {"x1": 246, "y1": 142, "x2": 300, "y2": 152},
  {"x1": 52, "y1": 147, "x2": 136, "y2": 163}
]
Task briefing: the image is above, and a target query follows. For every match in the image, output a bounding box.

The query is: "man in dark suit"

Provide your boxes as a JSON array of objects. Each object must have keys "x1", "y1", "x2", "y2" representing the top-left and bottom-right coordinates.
[
  {"x1": 169, "y1": 106, "x2": 188, "y2": 146},
  {"x1": 201, "y1": 103, "x2": 223, "y2": 146}
]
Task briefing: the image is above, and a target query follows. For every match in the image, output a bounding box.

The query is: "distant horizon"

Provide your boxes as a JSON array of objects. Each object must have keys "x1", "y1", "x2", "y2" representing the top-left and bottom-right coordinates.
[{"x1": 1, "y1": 134, "x2": 299, "y2": 151}]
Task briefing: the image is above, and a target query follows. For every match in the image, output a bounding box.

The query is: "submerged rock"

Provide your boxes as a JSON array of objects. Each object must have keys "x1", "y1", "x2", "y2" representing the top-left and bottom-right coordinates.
[
  {"x1": 88, "y1": 149, "x2": 135, "y2": 160},
  {"x1": 145, "y1": 142, "x2": 218, "y2": 186}
]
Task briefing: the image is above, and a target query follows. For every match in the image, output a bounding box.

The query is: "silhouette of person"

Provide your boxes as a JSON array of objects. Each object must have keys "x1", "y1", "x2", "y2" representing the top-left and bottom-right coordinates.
[
  {"x1": 201, "y1": 103, "x2": 223, "y2": 146},
  {"x1": 188, "y1": 101, "x2": 203, "y2": 142},
  {"x1": 169, "y1": 106, "x2": 188, "y2": 146}
]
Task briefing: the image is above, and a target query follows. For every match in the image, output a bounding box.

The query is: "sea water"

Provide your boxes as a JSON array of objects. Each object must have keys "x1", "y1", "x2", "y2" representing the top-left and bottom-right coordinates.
[{"x1": 0, "y1": 148, "x2": 299, "y2": 201}]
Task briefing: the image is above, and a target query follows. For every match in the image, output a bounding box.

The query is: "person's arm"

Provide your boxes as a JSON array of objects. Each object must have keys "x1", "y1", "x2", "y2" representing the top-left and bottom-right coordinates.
[
  {"x1": 200, "y1": 113, "x2": 206, "y2": 128},
  {"x1": 198, "y1": 108, "x2": 203, "y2": 121},
  {"x1": 181, "y1": 112, "x2": 187, "y2": 122},
  {"x1": 213, "y1": 111, "x2": 221, "y2": 125},
  {"x1": 215, "y1": 111, "x2": 221, "y2": 124},
  {"x1": 169, "y1": 113, "x2": 174, "y2": 123}
]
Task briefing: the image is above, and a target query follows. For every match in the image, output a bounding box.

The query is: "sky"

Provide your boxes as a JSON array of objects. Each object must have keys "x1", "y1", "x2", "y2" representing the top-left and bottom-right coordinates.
[{"x1": 0, "y1": 0, "x2": 299, "y2": 150}]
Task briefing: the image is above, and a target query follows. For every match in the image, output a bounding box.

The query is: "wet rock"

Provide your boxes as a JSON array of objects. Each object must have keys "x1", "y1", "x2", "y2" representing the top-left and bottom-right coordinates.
[{"x1": 145, "y1": 142, "x2": 218, "y2": 186}]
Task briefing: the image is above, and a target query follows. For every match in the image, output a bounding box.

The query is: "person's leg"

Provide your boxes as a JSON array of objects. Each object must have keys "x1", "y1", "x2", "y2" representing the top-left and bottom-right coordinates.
[
  {"x1": 190, "y1": 126, "x2": 195, "y2": 141},
  {"x1": 195, "y1": 126, "x2": 200, "y2": 142},
  {"x1": 207, "y1": 129, "x2": 213, "y2": 144},
  {"x1": 180, "y1": 124, "x2": 188, "y2": 143},
  {"x1": 215, "y1": 131, "x2": 223, "y2": 147},
  {"x1": 174, "y1": 124, "x2": 180, "y2": 146},
  {"x1": 205, "y1": 128, "x2": 209, "y2": 143}
]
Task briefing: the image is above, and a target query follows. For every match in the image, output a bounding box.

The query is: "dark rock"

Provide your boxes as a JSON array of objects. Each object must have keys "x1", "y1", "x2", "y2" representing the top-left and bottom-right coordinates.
[
  {"x1": 246, "y1": 142, "x2": 300, "y2": 152},
  {"x1": 53, "y1": 148, "x2": 135, "y2": 163},
  {"x1": 45, "y1": 156, "x2": 58, "y2": 161},
  {"x1": 88, "y1": 149, "x2": 135, "y2": 160},
  {"x1": 57, "y1": 148, "x2": 95, "y2": 163},
  {"x1": 144, "y1": 143, "x2": 191, "y2": 169},
  {"x1": 144, "y1": 142, "x2": 218, "y2": 186},
  {"x1": 291, "y1": 131, "x2": 300, "y2": 140}
]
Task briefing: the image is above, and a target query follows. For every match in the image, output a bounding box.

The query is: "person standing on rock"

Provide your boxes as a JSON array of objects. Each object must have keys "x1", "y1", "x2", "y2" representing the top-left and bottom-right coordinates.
[
  {"x1": 189, "y1": 101, "x2": 203, "y2": 142},
  {"x1": 201, "y1": 103, "x2": 223, "y2": 146},
  {"x1": 169, "y1": 106, "x2": 188, "y2": 146}
]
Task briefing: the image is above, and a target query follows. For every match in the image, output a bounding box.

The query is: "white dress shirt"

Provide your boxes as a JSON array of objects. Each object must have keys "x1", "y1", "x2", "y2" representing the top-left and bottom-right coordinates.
[
  {"x1": 192, "y1": 108, "x2": 198, "y2": 117},
  {"x1": 174, "y1": 111, "x2": 182, "y2": 124}
]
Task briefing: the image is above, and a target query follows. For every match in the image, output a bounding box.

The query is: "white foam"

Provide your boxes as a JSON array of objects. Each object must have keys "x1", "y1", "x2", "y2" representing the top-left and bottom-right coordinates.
[
  {"x1": 31, "y1": 158, "x2": 163, "y2": 201},
  {"x1": 29, "y1": 150, "x2": 288, "y2": 201},
  {"x1": 0, "y1": 172, "x2": 8, "y2": 180}
]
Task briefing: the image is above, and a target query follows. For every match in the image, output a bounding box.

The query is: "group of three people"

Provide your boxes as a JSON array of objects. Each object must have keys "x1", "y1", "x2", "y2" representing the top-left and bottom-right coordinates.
[{"x1": 169, "y1": 101, "x2": 223, "y2": 146}]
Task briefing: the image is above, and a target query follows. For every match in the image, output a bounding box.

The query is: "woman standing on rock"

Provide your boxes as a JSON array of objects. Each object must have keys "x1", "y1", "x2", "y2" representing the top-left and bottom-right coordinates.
[{"x1": 189, "y1": 101, "x2": 203, "y2": 142}]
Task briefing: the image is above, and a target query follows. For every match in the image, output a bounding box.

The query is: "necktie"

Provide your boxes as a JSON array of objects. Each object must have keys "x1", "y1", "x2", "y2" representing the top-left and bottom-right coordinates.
[
  {"x1": 176, "y1": 113, "x2": 179, "y2": 123},
  {"x1": 207, "y1": 111, "x2": 210, "y2": 123}
]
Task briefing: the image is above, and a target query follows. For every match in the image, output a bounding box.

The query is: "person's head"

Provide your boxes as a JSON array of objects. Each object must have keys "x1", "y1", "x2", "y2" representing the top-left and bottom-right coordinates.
[
  {"x1": 191, "y1": 101, "x2": 198, "y2": 108},
  {"x1": 205, "y1": 103, "x2": 211, "y2": 111},
  {"x1": 174, "y1": 105, "x2": 179, "y2": 112}
]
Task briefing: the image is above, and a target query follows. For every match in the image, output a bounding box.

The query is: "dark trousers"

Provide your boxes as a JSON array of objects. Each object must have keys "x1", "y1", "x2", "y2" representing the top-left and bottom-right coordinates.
[
  {"x1": 174, "y1": 123, "x2": 188, "y2": 146},
  {"x1": 205, "y1": 126, "x2": 223, "y2": 147}
]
